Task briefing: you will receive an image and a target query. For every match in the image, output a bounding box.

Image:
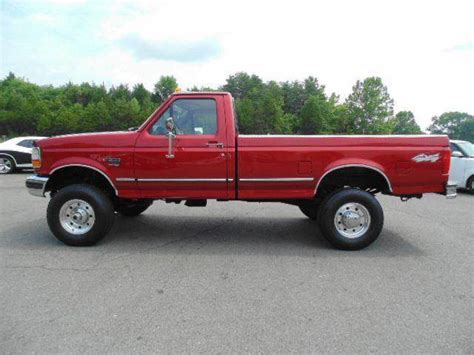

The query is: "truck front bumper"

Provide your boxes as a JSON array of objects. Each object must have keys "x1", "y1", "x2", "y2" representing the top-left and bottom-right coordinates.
[
  {"x1": 445, "y1": 181, "x2": 457, "y2": 199},
  {"x1": 26, "y1": 175, "x2": 49, "y2": 197}
]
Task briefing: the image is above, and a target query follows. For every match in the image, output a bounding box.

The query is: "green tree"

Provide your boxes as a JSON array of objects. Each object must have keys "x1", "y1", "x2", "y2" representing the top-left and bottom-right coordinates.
[
  {"x1": 109, "y1": 84, "x2": 131, "y2": 101},
  {"x1": 131, "y1": 83, "x2": 155, "y2": 118},
  {"x1": 4, "y1": 71, "x2": 472, "y2": 140},
  {"x1": 298, "y1": 95, "x2": 334, "y2": 134},
  {"x1": 345, "y1": 77, "x2": 394, "y2": 134},
  {"x1": 281, "y1": 81, "x2": 306, "y2": 116},
  {"x1": 0, "y1": 74, "x2": 45, "y2": 135},
  {"x1": 153, "y1": 76, "x2": 178, "y2": 104},
  {"x1": 235, "y1": 81, "x2": 290, "y2": 134},
  {"x1": 83, "y1": 101, "x2": 111, "y2": 131},
  {"x1": 389, "y1": 111, "x2": 422, "y2": 134},
  {"x1": 131, "y1": 83, "x2": 150, "y2": 106},
  {"x1": 428, "y1": 112, "x2": 474, "y2": 141},
  {"x1": 221, "y1": 72, "x2": 263, "y2": 100},
  {"x1": 281, "y1": 77, "x2": 326, "y2": 117},
  {"x1": 188, "y1": 85, "x2": 215, "y2": 92}
]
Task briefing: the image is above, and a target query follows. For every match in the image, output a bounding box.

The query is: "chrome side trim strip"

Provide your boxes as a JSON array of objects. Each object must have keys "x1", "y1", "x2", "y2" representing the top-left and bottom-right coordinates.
[
  {"x1": 50, "y1": 164, "x2": 118, "y2": 196},
  {"x1": 240, "y1": 134, "x2": 446, "y2": 138},
  {"x1": 239, "y1": 177, "x2": 314, "y2": 182},
  {"x1": 139, "y1": 178, "x2": 227, "y2": 182},
  {"x1": 116, "y1": 178, "x2": 234, "y2": 183},
  {"x1": 116, "y1": 178, "x2": 136, "y2": 182},
  {"x1": 314, "y1": 164, "x2": 393, "y2": 194}
]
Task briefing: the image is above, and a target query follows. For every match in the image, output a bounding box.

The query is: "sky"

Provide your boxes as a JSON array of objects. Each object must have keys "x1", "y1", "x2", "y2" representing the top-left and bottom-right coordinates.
[{"x1": 1, "y1": 0, "x2": 473, "y2": 130}]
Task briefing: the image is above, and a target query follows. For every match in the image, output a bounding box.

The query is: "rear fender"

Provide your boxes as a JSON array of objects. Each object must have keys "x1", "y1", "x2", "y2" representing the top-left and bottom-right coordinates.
[{"x1": 315, "y1": 159, "x2": 392, "y2": 194}]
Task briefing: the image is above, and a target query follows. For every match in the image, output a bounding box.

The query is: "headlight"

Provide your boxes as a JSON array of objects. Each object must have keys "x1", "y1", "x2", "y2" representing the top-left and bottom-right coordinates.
[{"x1": 32, "y1": 147, "x2": 42, "y2": 168}]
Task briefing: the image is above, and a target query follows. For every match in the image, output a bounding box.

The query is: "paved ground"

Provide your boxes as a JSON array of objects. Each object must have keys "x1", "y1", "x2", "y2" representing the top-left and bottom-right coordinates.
[{"x1": 1, "y1": 173, "x2": 472, "y2": 353}]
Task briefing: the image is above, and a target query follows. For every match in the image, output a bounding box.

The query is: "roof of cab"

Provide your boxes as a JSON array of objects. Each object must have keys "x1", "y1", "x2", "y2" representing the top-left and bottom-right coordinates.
[{"x1": 170, "y1": 91, "x2": 231, "y2": 96}]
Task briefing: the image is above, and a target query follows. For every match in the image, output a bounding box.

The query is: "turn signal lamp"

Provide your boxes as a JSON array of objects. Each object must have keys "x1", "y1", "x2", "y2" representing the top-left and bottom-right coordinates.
[{"x1": 32, "y1": 147, "x2": 42, "y2": 168}]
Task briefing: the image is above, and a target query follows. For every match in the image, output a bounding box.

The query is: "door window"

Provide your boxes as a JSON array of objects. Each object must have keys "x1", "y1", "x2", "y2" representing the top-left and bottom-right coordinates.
[{"x1": 150, "y1": 99, "x2": 217, "y2": 136}]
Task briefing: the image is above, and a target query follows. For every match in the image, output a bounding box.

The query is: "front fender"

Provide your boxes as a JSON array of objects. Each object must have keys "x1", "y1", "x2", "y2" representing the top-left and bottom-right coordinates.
[{"x1": 48, "y1": 157, "x2": 112, "y2": 178}]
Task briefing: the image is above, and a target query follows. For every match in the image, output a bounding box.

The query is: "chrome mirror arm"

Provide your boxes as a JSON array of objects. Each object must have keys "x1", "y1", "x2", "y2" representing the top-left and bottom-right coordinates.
[{"x1": 165, "y1": 131, "x2": 176, "y2": 159}]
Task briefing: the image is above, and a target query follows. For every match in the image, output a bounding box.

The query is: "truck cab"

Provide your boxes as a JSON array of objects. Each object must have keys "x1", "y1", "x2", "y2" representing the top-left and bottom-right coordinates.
[{"x1": 133, "y1": 92, "x2": 235, "y2": 200}]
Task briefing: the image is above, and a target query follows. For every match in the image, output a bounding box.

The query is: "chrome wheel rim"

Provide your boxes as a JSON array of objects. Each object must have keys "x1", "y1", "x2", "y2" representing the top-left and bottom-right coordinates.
[
  {"x1": 334, "y1": 202, "x2": 371, "y2": 239},
  {"x1": 59, "y1": 199, "x2": 95, "y2": 235},
  {"x1": 0, "y1": 158, "x2": 12, "y2": 174}
]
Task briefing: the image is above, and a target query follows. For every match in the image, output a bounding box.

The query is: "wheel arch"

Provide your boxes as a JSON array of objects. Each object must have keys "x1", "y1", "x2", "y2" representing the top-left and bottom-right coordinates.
[
  {"x1": 0, "y1": 152, "x2": 18, "y2": 166},
  {"x1": 46, "y1": 164, "x2": 118, "y2": 196},
  {"x1": 466, "y1": 174, "x2": 474, "y2": 189},
  {"x1": 315, "y1": 163, "x2": 393, "y2": 195}
]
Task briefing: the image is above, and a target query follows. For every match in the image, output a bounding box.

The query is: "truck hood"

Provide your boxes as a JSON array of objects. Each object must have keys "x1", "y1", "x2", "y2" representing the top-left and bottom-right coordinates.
[{"x1": 37, "y1": 131, "x2": 139, "y2": 149}]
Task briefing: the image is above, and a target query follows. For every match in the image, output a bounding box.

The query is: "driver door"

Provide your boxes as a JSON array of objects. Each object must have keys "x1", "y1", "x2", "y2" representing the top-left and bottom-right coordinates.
[{"x1": 134, "y1": 95, "x2": 229, "y2": 199}]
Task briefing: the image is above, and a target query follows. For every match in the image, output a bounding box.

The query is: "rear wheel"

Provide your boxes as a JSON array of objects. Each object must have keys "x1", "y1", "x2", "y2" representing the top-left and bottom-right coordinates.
[
  {"x1": 116, "y1": 200, "x2": 152, "y2": 217},
  {"x1": 318, "y1": 188, "x2": 384, "y2": 250},
  {"x1": 0, "y1": 156, "x2": 15, "y2": 174},
  {"x1": 47, "y1": 184, "x2": 115, "y2": 246}
]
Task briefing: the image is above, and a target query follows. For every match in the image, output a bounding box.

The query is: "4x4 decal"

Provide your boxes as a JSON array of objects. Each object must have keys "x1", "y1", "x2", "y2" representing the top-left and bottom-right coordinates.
[{"x1": 412, "y1": 153, "x2": 440, "y2": 163}]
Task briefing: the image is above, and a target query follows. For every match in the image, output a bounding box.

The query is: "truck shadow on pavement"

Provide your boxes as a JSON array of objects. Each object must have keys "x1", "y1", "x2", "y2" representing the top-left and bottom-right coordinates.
[{"x1": 2, "y1": 214, "x2": 424, "y2": 258}]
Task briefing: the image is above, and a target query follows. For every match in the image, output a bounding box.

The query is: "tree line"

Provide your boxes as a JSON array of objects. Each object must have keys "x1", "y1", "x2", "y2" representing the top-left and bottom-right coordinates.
[{"x1": 0, "y1": 72, "x2": 472, "y2": 141}]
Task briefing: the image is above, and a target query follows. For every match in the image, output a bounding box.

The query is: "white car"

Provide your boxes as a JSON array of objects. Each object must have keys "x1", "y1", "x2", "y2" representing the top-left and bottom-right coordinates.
[
  {"x1": 449, "y1": 140, "x2": 474, "y2": 194},
  {"x1": 0, "y1": 136, "x2": 48, "y2": 174}
]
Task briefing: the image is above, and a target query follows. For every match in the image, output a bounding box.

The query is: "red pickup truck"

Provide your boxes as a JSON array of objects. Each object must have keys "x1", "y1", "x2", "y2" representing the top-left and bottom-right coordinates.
[{"x1": 26, "y1": 91, "x2": 456, "y2": 249}]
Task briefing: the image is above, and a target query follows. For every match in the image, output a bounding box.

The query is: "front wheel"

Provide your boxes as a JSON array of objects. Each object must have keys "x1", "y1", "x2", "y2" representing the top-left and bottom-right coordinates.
[
  {"x1": 318, "y1": 188, "x2": 384, "y2": 250},
  {"x1": 47, "y1": 184, "x2": 115, "y2": 246}
]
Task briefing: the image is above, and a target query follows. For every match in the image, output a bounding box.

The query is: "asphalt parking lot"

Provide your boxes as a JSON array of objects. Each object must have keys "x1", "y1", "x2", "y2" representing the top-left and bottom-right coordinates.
[{"x1": 1, "y1": 173, "x2": 472, "y2": 353}]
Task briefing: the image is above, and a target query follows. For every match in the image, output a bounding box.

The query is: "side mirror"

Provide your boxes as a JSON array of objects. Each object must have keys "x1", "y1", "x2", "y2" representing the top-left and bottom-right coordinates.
[
  {"x1": 165, "y1": 117, "x2": 175, "y2": 133},
  {"x1": 451, "y1": 151, "x2": 463, "y2": 158},
  {"x1": 165, "y1": 117, "x2": 176, "y2": 159}
]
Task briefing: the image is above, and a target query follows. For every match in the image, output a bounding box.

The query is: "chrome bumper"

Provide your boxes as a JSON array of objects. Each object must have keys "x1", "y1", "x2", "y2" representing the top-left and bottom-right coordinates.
[
  {"x1": 26, "y1": 175, "x2": 49, "y2": 197},
  {"x1": 445, "y1": 181, "x2": 457, "y2": 199}
]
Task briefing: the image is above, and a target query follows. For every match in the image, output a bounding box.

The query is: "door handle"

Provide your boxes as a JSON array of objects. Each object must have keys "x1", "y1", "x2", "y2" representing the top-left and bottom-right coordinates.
[{"x1": 207, "y1": 142, "x2": 224, "y2": 148}]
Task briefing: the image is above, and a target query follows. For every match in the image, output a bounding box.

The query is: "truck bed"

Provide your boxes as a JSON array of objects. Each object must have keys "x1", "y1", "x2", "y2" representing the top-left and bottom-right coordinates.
[{"x1": 237, "y1": 134, "x2": 450, "y2": 199}]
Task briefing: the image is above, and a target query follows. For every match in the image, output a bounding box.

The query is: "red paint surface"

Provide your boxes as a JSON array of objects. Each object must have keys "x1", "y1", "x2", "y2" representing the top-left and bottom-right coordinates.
[{"x1": 35, "y1": 92, "x2": 451, "y2": 199}]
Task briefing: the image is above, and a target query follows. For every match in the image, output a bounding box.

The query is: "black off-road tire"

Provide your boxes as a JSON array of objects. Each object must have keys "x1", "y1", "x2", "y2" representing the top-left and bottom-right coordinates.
[
  {"x1": 466, "y1": 176, "x2": 474, "y2": 194},
  {"x1": 299, "y1": 204, "x2": 319, "y2": 220},
  {"x1": 47, "y1": 184, "x2": 115, "y2": 246},
  {"x1": 318, "y1": 188, "x2": 384, "y2": 250},
  {"x1": 116, "y1": 200, "x2": 152, "y2": 217}
]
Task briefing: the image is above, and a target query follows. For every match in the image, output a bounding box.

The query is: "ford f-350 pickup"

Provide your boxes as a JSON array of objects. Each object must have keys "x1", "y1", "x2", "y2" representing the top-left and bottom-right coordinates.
[{"x1": 26, "y1": 91, "x2": 456, "y2": 249}]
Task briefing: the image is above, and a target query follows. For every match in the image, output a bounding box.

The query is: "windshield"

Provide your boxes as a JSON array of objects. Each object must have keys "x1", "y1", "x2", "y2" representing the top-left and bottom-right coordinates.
[{"x1": 457, "y1": 141, "x2": 474, "y2": 157}]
